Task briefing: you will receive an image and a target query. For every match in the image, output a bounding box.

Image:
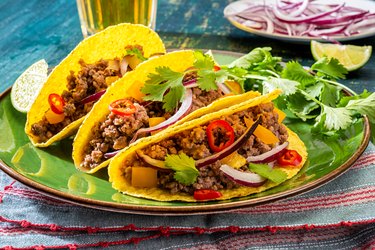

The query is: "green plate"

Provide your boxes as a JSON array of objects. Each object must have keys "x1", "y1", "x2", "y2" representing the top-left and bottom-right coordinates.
[{"x1": 0, "y1": 51, "x2": 371, "y2": 215}]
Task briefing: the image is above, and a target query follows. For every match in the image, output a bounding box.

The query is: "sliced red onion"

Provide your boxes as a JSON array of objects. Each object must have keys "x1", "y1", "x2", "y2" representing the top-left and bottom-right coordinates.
[
  {"x1": 217, "y1": 82, "x2": 232, "y2": 95},
  {"x1": 120, "y1": 57, "x2": 129, "y2": 76},
  {"x1": 79, "y1": 89, "x2": 106, "y2": 105},
  {"x1": 183, "y1": 78, "x2": 198, "y2": 88},
  {"x1": 246, "y1": 141, "x2": 289, "y2": 163},
  {"x1": 104, "y1": 150, "x2": 119, "y2": 159},
  {"x1": 136, "y1": 150, "x2": 171, "y2": 171},
  {"x1": 130, "y1": 88, "x2": 193, "y2": 143},
  {"x1": 220, "y1": 164, "x2": 266, "y2": 187},
  {"x1": 196, "y1": 118, "x2": 261, "y2": 169}
]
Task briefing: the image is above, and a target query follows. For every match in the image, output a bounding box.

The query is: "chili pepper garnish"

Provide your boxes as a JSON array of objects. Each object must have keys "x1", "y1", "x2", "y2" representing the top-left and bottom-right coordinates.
[
  {"x1": 277, "y1": 149, "x2": 302, "y2": 167},
  {"x1": 213, "y1": 65, "x2": 221, "y2": 71},
  {"x1": 48, "y1": 93, "x2": 65, "y2": 114},
  {"x1": 109, "y1": 99, "x2": 137, "y2": 116},
  {"x1": 206, "y1": 120, "x2": 235, "y2": 152},
  {"x1": 193, "y1": 189, "x2": 222, "y2": 201}
]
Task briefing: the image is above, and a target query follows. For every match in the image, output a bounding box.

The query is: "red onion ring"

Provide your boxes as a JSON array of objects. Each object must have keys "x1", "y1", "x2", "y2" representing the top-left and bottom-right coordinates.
[
  {"x1": 79, "y1": 89, "x2": 106, "y2": 105},
  {"x1": 130, "y1": 88, "x2": 193, "y2": 143},
  {"x1": 246, "y1": 141, "x2": 289, "y2": 163},
  {"x1": 220, "y1": 164, "x2": 266, "y2": 187}
]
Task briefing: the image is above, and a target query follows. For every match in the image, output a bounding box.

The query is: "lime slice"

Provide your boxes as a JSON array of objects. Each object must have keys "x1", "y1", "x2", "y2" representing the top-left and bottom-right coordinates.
[
  {"x1": 10, "y1": 59, "x2": 48, "y2": 113},
  {"x1": 311, "y1": 41, "x2": 372, "y2": 71}
]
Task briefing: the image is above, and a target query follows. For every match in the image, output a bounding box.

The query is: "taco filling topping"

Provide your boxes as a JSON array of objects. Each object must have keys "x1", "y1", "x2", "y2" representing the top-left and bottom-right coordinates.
[
  {"x1": 121, "y1": 102, "x2": 292, "y2": 197},
  {"x1": 30, "y1": 45, "x2": 147, "y2": 143},
  {"x1": 81, "y1": 72, "x2": 225, "y2": 169}
]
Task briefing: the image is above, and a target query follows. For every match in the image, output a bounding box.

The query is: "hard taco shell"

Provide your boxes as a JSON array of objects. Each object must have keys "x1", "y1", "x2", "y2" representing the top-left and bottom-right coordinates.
[
  {"x1": 25, "y1": 23, "x2": 165, "y2": 147},
  {"x1": 108, "y1": 89, "x2": 308, "y2": 202}
]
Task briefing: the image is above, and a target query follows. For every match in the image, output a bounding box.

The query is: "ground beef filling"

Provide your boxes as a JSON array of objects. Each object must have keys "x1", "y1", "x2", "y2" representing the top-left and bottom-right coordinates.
[
  {"x1": 130, "y1": 102, "x2": 288, "y2": 195},
  {"x1": 31, "y1": 58, "x2": 122, "y2": 142},
  {"x1": 81, "y1": 86, "x2": 225, "y2": 169}
]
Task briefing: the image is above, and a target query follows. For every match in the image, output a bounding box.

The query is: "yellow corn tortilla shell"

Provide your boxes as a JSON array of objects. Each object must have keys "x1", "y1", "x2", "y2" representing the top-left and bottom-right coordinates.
[
  {"x1": 73, "y1": 49, "x2": 261, "y2": 173},
  {"x1": 25, "y1": 23, "x2": 166, "y2": 147},
  {"x1": 108, "y1": 89, "x2": 308, "y2": 202}
]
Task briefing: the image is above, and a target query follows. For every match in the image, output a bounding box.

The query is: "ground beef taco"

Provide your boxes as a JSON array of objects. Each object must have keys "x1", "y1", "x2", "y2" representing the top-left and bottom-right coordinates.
[
  {"x1": 108, "y1": 89, "x2": 308, "y2": 202},
  {"x1": 72, "y1": 50, "x2": 261, "y2": 173},
  {"x1": 25, "y1": 23, "x2": 166, "y2": 147}
]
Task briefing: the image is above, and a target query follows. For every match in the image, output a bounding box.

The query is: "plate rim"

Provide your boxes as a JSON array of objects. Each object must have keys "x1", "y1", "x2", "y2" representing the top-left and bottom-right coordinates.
[
  {"x1": 0, "y1": 50, "x2": 371, "y2": 215},
  {"x1": 224, "y1": 0, "x2": 375, "y2": 43}
]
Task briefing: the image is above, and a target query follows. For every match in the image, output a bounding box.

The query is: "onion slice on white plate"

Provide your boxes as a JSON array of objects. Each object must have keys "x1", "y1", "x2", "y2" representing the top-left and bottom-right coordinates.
[
  {"x1": 246, "y1": 141, "x2": 289, "y2": 163},
  {"x1": 130, "y1": 88, "x2": 193, "y2": 143},
  {"x1": 220, "y1": 164, "x2": 266, "y2": 187}
]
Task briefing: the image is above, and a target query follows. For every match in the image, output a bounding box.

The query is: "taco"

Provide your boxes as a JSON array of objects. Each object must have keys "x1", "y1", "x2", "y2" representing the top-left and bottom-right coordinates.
[
  {"x1": 72, "y1": 50, "x2": 261, "y2": 173},
  {"x1": 25, "y1": 23, "x2": 166, "y2": 147},
  {"x1": 108, "y1": 89, "x2": 307, "y2": 202}
]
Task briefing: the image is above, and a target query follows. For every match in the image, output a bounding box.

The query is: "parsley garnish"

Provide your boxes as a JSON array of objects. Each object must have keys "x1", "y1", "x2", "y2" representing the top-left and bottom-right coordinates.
[
  {"x1": 248, "y1": 163, "x2": 287, "y2": 184},
  {"x1": 126, "y1": 47, "x2": 147, "y2": 61},
  {"x1": 164, "y1": 153, "x2": 199, "y2": 185}
]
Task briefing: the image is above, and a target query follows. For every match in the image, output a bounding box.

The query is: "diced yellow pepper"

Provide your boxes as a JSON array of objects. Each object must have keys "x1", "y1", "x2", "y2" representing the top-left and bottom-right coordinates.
[
  {"x1": 131, "y1": 167, "x2": 158, "y2": 188},
  {"x1": 125, "y1": 55, "x2": 143, "y2": 70},
  {"x1": 244, "y1": 117, "x2": 279, "y2": 145},
  {"x1": 149, "y1": 117, "x2": 166, "y2": 135},
  {"x1": 274, "y1": 108, "x2": 286, "y2": 123},
  {"x1": 105, "y1": 76, "x2": 119, "y2": 86},
  {"x1": 45, "y1": 109, "x2": 65, "y2": 124},
  {"x1": 221, "y1": 151, "x2": 247, "y2": 169},
  {"x1": 225, "y1": 80, "x2": 243, "y2": 94}
]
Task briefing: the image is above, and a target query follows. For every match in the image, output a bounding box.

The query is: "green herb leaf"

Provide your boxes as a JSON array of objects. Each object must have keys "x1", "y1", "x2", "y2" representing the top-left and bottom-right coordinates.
[
  {"x1": 281, "y1": 61, "x2": 315, "y2": 87},
  {"x1": 248, "y1": 163, "x2": 288, "y2": 184},
  {"x1": 263, "y1": 77, "x2": 300, "y2": 96},
  {"x1": 193, "y1": 51, "x2": 218, "y2": 91},
  {"x1": 126, "y1": 47, "x2": 147, "y2": 61},
  {"x1": 165, "y1": 153, "x2": 199, "y2": 185},
  {"x1": 311, "y1": 57, "x2": 348, "y2": 79},
  {"x1": 346, "y1": 92, "x2": 375, "y2": 123},
  {"x1": 316, "y1": 105, "x2": 353, "y2": 131},
  {"x1": 141, "y1": 66, "x2": 185, "y2": 112},
  {"x1": 320, "y1": 82, "x2": 341, "y2": 107},
  {"x1": 286, "y1": 93, "x2": 320, "y2": 121}
]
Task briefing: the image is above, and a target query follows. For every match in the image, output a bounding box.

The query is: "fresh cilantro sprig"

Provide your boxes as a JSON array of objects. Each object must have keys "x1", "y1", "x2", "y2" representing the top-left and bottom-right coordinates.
[
  {"x1": 126, "y1": 47, "x2": 147, "y2": 61},
  {"x1": 164, "y1": 153, "x2": 199, "y2": 185}
]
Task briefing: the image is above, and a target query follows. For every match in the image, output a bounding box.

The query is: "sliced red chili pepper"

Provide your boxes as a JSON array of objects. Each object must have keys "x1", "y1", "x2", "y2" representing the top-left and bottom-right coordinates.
[
  {"x1": 48, "y1": 93, "x2": 65, "y2": 114},
  {"x1": 206, "y1": 120, "x2": 235, "y2": 152},
  {"x1": 213, "y1": 65, "x2": 221, "y2": 71},
  {"x1": 194, "y1": 189, "x2": 222, "y2": 201},
  {"x1": 109, "y1": 99, "x2": 136, "y2": 116},
  {"x1": 277, "y1": 149, "x2": 302, "y2": 167}
]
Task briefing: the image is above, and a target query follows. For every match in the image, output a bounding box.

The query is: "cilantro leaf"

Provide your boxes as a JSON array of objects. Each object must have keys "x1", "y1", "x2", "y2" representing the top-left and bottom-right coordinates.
[
  {"x1": 311, "y1": 57, "x2": 348, "y2": 79},
  {"x1": 316, "y1": 105, "x2": 353, "y2": 131},
  {"x1": 263, "y1": 77, "x2": 300, "y2": 96},
  {"x1": 194, "y1": 51, "x2": 218, "y2": 91},
  {"x1": 248, "y1": 163, "x2": 287, "y2": 184},
  {"x1": 281, "y1": 61, "x2": 315, "y2": 88},
  {"x1": 229, "y1": 47, "x2": 281, "y2": 71},
  {"x1": 126, "y1": 47, "x2": 147, "y2": 61},
  {"x1": 141, "y1": 66, "x2": 185, "y2": 112},
  {"x1": 305, "y1": 81, "x2": 324, "y2": 98},
  {"x1": 165, "y1": 153, "x2": 199, "y2": 185},
  {"x1": 286, "y1": 93, "x2": 320, "y2": 121},
  {"x1": 346, "y1": 92, "x2": 375, "y2": 123},
  {"x1": 320, "y1": 82, "x2": 341, "y2": 107}
]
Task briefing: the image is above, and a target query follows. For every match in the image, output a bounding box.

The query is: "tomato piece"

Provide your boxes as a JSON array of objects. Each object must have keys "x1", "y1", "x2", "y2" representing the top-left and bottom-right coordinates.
[
  {"x1": 109, "y1": 99, "x2": 136, "y2": 116},
  {"x1": 206, "y1": 120, "x2": 235, "y2": 152},
  {"x1": 277, "y1": 149, "x2": 302, "y2": 167},
  {"x1": 194, "y1": 189, "x2": 222, "y2": 201},
  {"x1": 48, "y1": 93, "x2": 65, "y2": 114}
]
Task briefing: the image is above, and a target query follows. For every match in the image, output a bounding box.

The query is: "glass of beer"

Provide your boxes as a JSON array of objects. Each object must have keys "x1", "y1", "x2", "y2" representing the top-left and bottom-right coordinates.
[{"x1": 76, "y1": 0, "x2": 158, "y2": 38}]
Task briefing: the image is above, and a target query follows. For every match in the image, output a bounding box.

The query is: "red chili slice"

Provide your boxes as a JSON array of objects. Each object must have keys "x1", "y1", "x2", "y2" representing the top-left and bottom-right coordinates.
[
  {"x1": 109, "y1": 99, "x2": 136, "y2": 116},
  {"x1": 48, "y1": 93, "x2": 65, "y2": 114},
  {"x1": 206, "y1": 120, "x2": 235, "y2": 152},
  {"x1": 277, "y1": 149, "x2": 302, "y2": 167},
  {"x1": 213, "y1": 65, "x2": 221, "y2": 71},
  {"x1": 194, "y1": 189, "x2": 222, "y2": 201}
]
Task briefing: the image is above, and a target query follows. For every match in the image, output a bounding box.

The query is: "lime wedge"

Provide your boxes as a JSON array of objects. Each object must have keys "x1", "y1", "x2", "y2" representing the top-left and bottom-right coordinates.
[
  {"x1": 311, "y1": 41, "x2": 372, "y2": 71},
  {"x1": 10, "y1": 59, "x2": 48, "y2": 113}
]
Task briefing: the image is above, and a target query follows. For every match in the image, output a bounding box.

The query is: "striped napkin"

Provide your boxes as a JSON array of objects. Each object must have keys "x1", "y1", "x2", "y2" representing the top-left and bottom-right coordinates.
[{"x1": 1, "y1": 142, "x2": 375, "y2": 249}]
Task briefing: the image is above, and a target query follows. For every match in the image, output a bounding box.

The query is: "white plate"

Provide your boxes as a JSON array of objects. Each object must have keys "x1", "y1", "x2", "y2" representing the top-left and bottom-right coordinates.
[{"x1": 224, "y1": 0, "x2": 375, "y2": 43}]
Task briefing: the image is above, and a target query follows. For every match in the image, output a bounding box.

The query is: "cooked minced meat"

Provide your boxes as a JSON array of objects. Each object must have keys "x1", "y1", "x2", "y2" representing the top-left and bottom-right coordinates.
[
  {"x1": 31, "y1": 58, "x2": 122, "y2": 142},
  {"x1": 81, "y1": 86, "x2": 225, "y2": 169},
  {"x1": 134, "y1": 102, "x2": 288, "y2": 194}
]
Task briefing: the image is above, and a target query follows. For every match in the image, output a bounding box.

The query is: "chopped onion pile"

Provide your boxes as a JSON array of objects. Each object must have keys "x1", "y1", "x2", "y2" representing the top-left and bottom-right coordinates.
[{"x1": 224, "y1": 0, "x2": 375, "y2": 39}]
